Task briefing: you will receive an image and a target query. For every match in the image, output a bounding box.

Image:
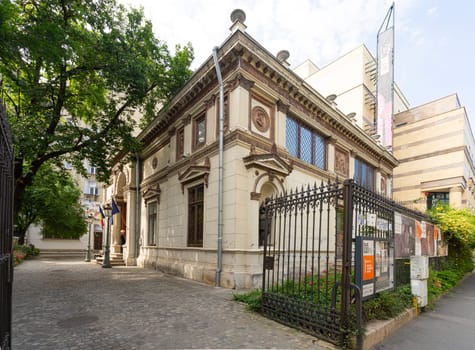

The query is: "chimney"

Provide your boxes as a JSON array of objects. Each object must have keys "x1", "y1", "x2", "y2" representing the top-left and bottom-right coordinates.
[{"x1": 230, "y1": 9, "x2": 247, "y2": 33}]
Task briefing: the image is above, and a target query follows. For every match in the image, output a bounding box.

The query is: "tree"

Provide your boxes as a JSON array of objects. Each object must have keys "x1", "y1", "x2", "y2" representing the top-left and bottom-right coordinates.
[
  {"x1": 428, "y1": 205, "x2": 475, "y2": 272},
  {"x1": 0, "y1": 0, "x2": 194, "y2": 239},
  {"x1": 16, "y1": 162, "x2": 86, "y2": 242}
]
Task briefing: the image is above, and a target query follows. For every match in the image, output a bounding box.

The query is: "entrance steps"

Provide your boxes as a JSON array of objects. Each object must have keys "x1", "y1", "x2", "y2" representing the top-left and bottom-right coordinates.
[
  {"x1": 95, "y1": 252, "x2": 125, "y2": 266},
  {"x1": 38, "y1": 249, "x2": 85, "y2": 259}
]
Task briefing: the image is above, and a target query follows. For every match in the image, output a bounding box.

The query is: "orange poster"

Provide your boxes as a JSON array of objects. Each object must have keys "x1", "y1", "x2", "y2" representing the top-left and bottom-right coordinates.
[
  {"x1": 363, "y1": 255, "x2": 375, "y2": 281},
  {"x1": 415, "y1": 220, "x2": 422, "y2": 238}
]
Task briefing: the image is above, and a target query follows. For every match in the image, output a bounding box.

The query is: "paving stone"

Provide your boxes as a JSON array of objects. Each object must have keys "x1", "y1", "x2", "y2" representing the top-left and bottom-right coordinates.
[{"x1": 12, "y1": 257, "x2": 336, "y2": 349}]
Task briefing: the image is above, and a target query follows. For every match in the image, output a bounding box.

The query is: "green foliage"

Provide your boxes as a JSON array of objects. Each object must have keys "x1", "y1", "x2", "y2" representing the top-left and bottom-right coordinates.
[
  {"x1": 427, "y1": 266, "x2": 468, "y2": 303},
  {"x1": 233, "y1": 290, "x2": 262, "y2": 312},
  {"x1": 0, "y1": 0, "x2": 194, "y2": 227},
  {"x1": 17, "y1": 162, "x2": 86, "y2": 239},
  {"x1": 428, "y1": 205, "x2": 475, "y2": 248},
  {"x1": 12, "y1": 244, "x2": 40, "y2": 266},
  {"x1": 13, "y1": 244, "x2": 40, "y2": 257},
  {"x1": 361, "y1": 286, "x2": 413, "y2": 322}
]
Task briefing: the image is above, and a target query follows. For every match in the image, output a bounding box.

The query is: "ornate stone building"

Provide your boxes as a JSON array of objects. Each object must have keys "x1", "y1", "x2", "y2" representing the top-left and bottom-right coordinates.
[{"x1": 105, "y1": 10, "x2": 397, "y2": 288}]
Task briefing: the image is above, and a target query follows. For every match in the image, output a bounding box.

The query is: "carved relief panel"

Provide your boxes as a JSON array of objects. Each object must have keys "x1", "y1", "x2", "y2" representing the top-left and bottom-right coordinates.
[
  {"x1": 334, "y1": 147, "x2": 349, "y2": 178},
  {"x1": 249, "y1": 94, "x2": 273, "y2": 140}
]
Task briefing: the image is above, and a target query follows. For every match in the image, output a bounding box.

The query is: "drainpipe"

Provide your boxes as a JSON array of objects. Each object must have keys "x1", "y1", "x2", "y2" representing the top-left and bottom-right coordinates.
[
  {"x1": 213, "y1": 46, "x2": 224, "y2": 287},
  {"x1": 135, "y1": 153, "x2": 140, "y2": 259}
]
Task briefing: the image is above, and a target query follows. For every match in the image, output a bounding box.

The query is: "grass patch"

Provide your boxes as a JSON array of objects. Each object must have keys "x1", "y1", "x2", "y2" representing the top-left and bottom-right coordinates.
[{"x1": 233, "y1": 289, "x2": 262, "y2": 311}]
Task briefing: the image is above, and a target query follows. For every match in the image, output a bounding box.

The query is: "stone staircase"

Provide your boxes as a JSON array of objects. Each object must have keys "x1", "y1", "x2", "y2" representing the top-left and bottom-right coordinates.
[
  {"x1": 95, "y1": 252, "x2": 125, "y2": 266},
  {"x1": 38, "y1": 249, "x2": 86, "y2": 260}
]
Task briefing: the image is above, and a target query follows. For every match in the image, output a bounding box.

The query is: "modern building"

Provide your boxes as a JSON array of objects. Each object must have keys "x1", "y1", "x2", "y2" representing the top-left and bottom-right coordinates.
[
  {"x1": 295, "y1": 42, "x2": 475, "y2": 212},
  {"x1": 104, "y1": 10, "x2": 398, "y2": 288},
  {"x1": 294, "y1": 45, "x2": 410, "y2": 132},
  {"x1": 393, "y1": 94, "x2": 475, "y2": 210}
]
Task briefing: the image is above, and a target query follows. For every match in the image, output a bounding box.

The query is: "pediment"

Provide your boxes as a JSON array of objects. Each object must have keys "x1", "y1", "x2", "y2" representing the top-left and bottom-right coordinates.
[
  {"x1": 243, "y1": 152, "x2": 292, "y2": 177},
  {"x1": 142, "y1": 184, "x2": 161, "y2": 204},
  {"x1": 178, "y1": 157, "x2": 210, "y2": 191}
]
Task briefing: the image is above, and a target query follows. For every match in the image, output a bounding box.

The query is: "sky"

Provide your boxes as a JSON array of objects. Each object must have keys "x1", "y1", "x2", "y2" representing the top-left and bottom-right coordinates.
[{"x1": 120, "y1": 0, "x2": 475, "y2": 129}]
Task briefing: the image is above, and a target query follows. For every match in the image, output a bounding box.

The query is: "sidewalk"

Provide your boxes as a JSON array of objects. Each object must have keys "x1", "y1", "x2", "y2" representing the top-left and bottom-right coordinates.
[
  {"x1": 372, "y1": 271, "x2": 475, "y2": 350},
  {"x1": 12, "y1": 257, "x2": 335, "y2": 350}
]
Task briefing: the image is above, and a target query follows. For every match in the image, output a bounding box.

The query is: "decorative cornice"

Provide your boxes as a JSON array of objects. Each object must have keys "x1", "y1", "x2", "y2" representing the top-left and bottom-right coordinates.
[
  {"x1": 276, "y1": 99, "x2": 289, "y2": 114},
  {"x1": 229, "y1": 72, "x2": 255, "y2": 91},
  {"x1": 205, "y1": 94, "x2": 217, "y2": 109}
]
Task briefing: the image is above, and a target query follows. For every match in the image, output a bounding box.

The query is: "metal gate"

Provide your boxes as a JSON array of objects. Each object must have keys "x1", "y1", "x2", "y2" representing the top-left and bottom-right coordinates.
[
  {"x1": 261, "y1": 179, "x2": 400, "y2": 346},
  {"x1": 0, "y1": 100, "x2": 14, "y2": 350},
  {"x1": 261, "y1": 180, "x2": 346, "y2": 344}
]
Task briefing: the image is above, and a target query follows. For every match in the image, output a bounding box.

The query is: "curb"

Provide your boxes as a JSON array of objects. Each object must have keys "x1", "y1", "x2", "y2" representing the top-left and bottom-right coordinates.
[{"x1": 363, "y1": 308, "x2": 416, "y2": 350}]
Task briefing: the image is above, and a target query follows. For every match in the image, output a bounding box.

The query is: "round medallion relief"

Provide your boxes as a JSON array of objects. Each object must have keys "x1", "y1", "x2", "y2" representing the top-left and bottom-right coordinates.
[
  {"x1": 152, "y1": 157, "x2": 158, "y2": 169},
  {"x1": 251, "y1": 106, "x2": 270, "y2": 132}
]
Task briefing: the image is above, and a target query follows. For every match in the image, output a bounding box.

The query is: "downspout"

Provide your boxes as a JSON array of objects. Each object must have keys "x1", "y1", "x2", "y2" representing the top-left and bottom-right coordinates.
[
  {"x1": 213, "y1": 46, "x2": 224, "y2": 287},
  {"x1": 135, "y1": 153, "x2": 140, "y2": 259}
]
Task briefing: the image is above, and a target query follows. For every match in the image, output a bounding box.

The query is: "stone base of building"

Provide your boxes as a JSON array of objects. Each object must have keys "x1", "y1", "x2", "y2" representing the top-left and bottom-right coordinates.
[{"x1": 137, "y1": 246, "x2": 264, "y2": 289}]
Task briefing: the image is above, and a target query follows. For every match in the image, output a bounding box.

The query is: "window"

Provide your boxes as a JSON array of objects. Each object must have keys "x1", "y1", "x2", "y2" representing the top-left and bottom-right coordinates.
[
  {"x1": 88, "y1": 186, "x2": 99, "y2": 195},
  {"x1": 285, "y1": 116, "x2": 326, "y2": 169},
  {"x1": 147, "y1": 202, "x2": 158, "y2": 245},
  {"x1": 354, "y1": 158, "x2": 375, "y2": 190},
  {"x1": 89, "y1": 166, "x2": 97, "y2": 175},
  {"x1": 176, "y1": 127, "x2": 184, "y2": 159},
  {"x1": 188, "y1": 184, "x2": 204, "y2": 247},
  {"x1": 426, "y1": 192, "x2": 449, "y2": 209},
  {"x1": 193, "y1": 114, "x2": 206, "y2": 150}
]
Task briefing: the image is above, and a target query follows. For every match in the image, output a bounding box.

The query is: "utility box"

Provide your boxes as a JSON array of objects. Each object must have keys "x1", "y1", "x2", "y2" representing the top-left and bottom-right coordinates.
[
  {"x1": 410, "y1": 255, "x2": 429, "y2": 279},
  {"x1": 411, "y1": 279, "x2": 428, "y2": 307},
  {"x1": 410, "y1": 255, "x2": 429, "y2": 307}
]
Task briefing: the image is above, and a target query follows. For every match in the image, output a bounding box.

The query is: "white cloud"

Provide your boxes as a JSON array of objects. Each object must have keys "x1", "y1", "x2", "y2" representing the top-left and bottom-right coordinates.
[{"x1": 120, "y1": 0, "x2": 420, "y2": 69}]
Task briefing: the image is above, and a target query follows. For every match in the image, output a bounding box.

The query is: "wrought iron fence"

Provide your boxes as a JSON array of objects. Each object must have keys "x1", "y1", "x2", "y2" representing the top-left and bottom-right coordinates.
[
  {"x1": 261, "y1": 180, "x2": 345, "y2": 344},
  {"x1": 261, "y1": 179, "x2": 435, "y2": 347},
  {"x1": 0, "y1": 99, "x2": 13, "y2": 350}
]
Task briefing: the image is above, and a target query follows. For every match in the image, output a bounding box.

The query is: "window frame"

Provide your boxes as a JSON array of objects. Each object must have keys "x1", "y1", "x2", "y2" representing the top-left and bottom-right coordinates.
[
  {"x1": 285, "y1": 116, "x2": 327, "y2": 170},
  {"x1": 192, "y1": 113, "x2": 206, "y2": 151},
  {"x1": 187, "y1": 184, "x2": 204, "y2": 247},
  {"x1": 354, "y1": 157, "x2": 375, "y2": 190},
  {"x1": 147, "y1": 201, "x2": 158, "y2": 246}
]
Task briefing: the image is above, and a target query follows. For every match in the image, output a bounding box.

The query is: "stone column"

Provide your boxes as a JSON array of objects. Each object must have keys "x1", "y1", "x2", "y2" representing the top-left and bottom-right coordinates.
[{"x1": 124, "y1": 188, "x2": 137, "y2": 265}]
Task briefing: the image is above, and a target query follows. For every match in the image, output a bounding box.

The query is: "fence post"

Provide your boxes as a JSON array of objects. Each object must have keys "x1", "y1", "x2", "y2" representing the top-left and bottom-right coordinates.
[{"x1": 341, "y1": 179, "x2": 354, "y2": 336}]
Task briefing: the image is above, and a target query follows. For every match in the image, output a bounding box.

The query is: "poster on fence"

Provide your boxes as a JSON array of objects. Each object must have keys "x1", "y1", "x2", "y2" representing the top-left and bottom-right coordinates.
[
  {"x1": 427, "y1": 223, "x2": 435, "y2": 256},
  {"x1": 395, "y1": 213, "x2": 415, "y2": 258},
  {"x1": 356, "y1": 237, "x2": 393, "y2": 299}
]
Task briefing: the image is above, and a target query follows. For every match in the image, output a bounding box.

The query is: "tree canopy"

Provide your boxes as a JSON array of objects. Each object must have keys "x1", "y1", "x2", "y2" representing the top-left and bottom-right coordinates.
[
  {"x1": 17, "y1": 162, "x2": 86, "y2": 240},
  {"x1": 0, "y1": 0, "x2": 194, "y2": 228}
]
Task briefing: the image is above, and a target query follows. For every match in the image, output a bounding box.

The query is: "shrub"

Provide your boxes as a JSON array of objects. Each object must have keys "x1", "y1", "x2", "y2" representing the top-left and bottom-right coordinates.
[
  {"x1": 12, "y1": 244, "x2": 40, "y2": 266},
  {"x1": 233, "y1": 289, "x2": 262, "y2": 312},
  {"x1": 361, "y1": 285, "x2": 412, "y2": 322}
]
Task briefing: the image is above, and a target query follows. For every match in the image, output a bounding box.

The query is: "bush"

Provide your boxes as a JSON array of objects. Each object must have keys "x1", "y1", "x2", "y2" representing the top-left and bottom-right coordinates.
[
  {"x1": 12, "y1": 244, "x2": 40, "y2": 266},
  {"x1": 361, "y1": 285, "x2": 413, "y2": 322},
  {"x1": 232, "y1": 289, "x2": 262, "y2": 312}
]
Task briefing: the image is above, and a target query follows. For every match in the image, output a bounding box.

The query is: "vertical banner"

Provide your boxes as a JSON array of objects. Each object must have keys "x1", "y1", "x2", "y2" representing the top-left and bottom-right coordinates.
[{"x1": 376, "y1": 4, "x2": 395, "y2": 149}]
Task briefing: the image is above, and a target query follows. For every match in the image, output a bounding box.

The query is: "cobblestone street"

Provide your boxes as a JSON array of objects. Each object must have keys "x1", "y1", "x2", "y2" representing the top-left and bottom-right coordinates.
[{"x1": 12, "y1": 257, "x2": 334, "y2": 349}]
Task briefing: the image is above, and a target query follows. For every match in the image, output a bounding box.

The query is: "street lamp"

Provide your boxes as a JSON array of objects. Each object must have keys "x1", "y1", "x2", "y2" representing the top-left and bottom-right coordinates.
[
  {"x1": 102, "y1": 203, "x2": 112, "y2": 268},
  {"x1": 85, "y1": 212, "x2": 94, "y2": 262}
]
